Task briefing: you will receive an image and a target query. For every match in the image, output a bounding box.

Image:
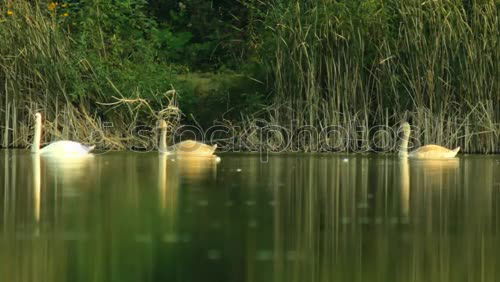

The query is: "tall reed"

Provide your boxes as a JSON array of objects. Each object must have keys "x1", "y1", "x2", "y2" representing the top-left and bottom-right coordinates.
[
  {"x1": 0, "y1": 1, "x2": 178, "y2": 150},
  {"x1": 245, "y1": 0, "x2": 498, "y2": 153}
]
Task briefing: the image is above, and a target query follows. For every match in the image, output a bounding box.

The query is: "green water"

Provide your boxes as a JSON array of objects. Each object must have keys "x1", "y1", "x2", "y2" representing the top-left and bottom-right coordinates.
[{"x1": 1, "y1": 150, "x2": 499, "y2": 282}]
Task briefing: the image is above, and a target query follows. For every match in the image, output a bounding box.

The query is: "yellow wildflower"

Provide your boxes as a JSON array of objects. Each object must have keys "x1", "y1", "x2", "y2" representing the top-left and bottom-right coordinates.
[
  {"x1": 48, "y1": 2, "x2": 58, "y2": 11},
  {"x1": 63, "y1": 12, "x2": 69, "y2": 17},
  {"x1": 62, "y1": 3, "x2": 68, "y2": 8},
  {"x1": 7, "y1": 10, "x2": 14, "y2": 16}
]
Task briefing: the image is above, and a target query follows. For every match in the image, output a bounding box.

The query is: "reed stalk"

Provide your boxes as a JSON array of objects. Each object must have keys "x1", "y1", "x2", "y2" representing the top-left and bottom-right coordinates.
[
  {"x1": 0, "y1": 1, "x2": 180, "y2": 150},
  {"x1": 241, "y1": 0, "x2": 498, "y2": 153}
]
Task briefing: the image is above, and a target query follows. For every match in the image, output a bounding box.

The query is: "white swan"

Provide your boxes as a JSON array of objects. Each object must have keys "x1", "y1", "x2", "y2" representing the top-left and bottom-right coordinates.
[
  {"x1": 158, "y1": 120, "x2": 217, "y2": 156},
  {"x1": 31, "y1": 113, "x2": 94, "y2": 156},
  {"x1": 398, "y1": 122, "x2": 460, "y2": 159}
]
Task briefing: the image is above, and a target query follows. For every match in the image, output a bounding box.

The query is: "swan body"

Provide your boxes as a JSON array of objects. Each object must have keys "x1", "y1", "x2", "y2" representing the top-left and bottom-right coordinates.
[
  {"x1": 398, "y1": 122, "x2": 459, "y2": 159},
  {"x1": 406, "y1": 144, "x2": 460, "y2": 159},
  {"x1": 169, "y1": 140, "x2": 217, "y2": 156},
  {"x1": 158, "y1": 120, "x2": 217, "y2": 157},
  {"x1": 31, "y1": 113, "x2": 94, "y2": 156},
  {"x1": 39, "y1": 141, "x2": 95, "y2": 155}
]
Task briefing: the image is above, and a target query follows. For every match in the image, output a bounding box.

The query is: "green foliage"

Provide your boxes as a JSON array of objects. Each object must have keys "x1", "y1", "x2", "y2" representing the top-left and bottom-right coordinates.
[
  {"x1": 149, "y1": 0, "x2": 250, "y2": 69},
  {"x1": 242, "y1": 0, "x2": 498, "y2": 153},
  {"x1": 0, "y1": 0, "x2": 497, "y2": 152},
  {"x1": 175, "y1": 72, "x2": 266, "y2": 127}
]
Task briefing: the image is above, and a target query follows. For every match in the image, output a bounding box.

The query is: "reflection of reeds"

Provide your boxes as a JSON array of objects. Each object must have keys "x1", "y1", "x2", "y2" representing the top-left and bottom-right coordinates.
[
  {"x1": 1, "y1": 153, "x2": 498, "y2": 281},
  {"x1": 267, "y1": 155, "x2": 498, "y2": 282}
]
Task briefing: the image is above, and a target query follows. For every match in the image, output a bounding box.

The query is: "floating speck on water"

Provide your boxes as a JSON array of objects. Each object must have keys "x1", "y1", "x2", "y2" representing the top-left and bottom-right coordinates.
[
  {"x1": 59, "y1": 232, "x2": 88, "y2": 241},
  {"x1": 248, "y1": 219, "x2": 258, "y2": 228},
  {"x1": 342, "y1": 158, "x2": 349, "y2": 163},
  {"x1": 286, "y1": 251, "x2": 298, "y2": 261},
  {"x1": 198, "y1": 200, "x2": 209, "y2": 207},
  {"x1": 236, "y1": 168, "x2": 242, "y2": 172},
  {"x1": 360, "y1": 217, "x2": 370, "y2": 224},
  {"x1": 341, "y1": 217, "x2": 351, "y2": 224},
  {"x1": 245, "y1": 200, "x2": 256, "y2": 206},
  {"x1": 357, "y1": 202, "x2": 369, "y2": 209},
  {"x1": 207, "y1": 249, "x2": 221, "y2": 260},
  {"x1": 135, "y1": 234, "x2": 152, "y2": 243},
  {"x1": 401, "y1": 217, "x2": 410, "y2": 224},
  {"x1": 215, "y1": 157, "x2": 221, "y2": 163},
  {"x1": 211, "y1": 222, "x2": 222, "y2": 229},
  {"x1": 225, "y1": 201, "x2": 234, "y2": 207},
  {"x1": 256, "y1": 250, "x2": 273, "y2": 261},
  {"x1": 163, "y1": 233, "x2": 178, "y2": 243},
  {"x1": 181, "y1": 234, "x2": 191, "y2": 243},
  {"x1": 62, "y1": 189, "x2": 82, "y2": 198}
]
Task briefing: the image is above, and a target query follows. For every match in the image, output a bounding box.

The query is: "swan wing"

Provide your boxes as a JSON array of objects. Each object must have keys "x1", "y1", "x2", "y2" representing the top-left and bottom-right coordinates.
[{"x1": 40, "y1": 140, "x2": 94, "y2": 156}]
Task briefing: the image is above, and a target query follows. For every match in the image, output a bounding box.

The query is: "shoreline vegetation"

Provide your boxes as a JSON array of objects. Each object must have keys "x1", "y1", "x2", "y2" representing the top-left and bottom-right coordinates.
[{"x1": 1, "y1": 1, "x2": 498, "y2": 153}]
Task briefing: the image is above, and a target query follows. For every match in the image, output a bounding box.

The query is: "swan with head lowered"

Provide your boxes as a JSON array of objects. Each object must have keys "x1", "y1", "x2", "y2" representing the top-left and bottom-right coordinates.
[
  {"x1": 398, "y1": 122, "x2": 459, "y2": 159},
  {"x1": 31, "y1": 113, "x2": 95, "y2": 156},
  {"x1": 158, "y1": 120, "x2": 217, "y2": 156}
]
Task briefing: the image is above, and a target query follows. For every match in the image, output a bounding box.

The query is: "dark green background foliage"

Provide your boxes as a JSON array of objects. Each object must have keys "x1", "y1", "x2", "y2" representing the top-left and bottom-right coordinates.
[
  {"x1": 52, "y1": 0, "x2": 264, "y2": 124},
  {"x1": 0, "y1": 0, "x2": 497, "y2": 152}
]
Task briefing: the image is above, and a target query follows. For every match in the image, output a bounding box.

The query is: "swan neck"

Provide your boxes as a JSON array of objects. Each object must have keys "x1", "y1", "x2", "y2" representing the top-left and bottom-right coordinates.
[
  {"x1": 32, "y1": 116, "x2": 41, "y2": 153},
  {"x1": 159, "y1": 127, "x2": 168, "y2": 153},
  {"x1": 399, "y1": 127, "x2": 409, "y2": 157}
]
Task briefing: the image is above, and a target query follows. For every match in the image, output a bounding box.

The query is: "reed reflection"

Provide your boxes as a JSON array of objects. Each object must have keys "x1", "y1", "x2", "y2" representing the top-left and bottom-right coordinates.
[
  {"x1": 0, "y1": 152, "x2": 498, "y2": 282},
  {"x1": 265, "y1": 155, "x2": 497, "y2": 282},
  {"x1": 176, "y1": 155, "x2": 219, "y2": 181}
]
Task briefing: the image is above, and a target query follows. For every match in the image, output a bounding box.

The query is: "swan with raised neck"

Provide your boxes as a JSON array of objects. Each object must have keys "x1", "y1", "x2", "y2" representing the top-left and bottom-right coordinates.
[
  {"x1": 398, "y1": 122, "x2": 459, "y2": 159},
  {"x1": 31, "y1": 113, "x2": 94, "y2": 156}
]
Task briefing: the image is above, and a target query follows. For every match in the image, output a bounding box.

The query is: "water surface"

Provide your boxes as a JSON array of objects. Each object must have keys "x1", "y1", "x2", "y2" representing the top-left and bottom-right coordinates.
[{"x1": 1, "y1": 150, "x2": 499, "y2": 282}]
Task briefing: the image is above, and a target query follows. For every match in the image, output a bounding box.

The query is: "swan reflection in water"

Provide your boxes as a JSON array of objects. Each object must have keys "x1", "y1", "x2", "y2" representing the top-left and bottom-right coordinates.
[
  {"x1": 31, "y1": 154, "x2": 95, "y2": 223},
  {"x1": 174, "y1": 155, "x2": 220, "y2": 181},
  {"x1": 158, "y1": 154, "x2": 179, "y2": 213},
  {"x1": 400, "y1": 157, "x2": 460, "y2": 218}
]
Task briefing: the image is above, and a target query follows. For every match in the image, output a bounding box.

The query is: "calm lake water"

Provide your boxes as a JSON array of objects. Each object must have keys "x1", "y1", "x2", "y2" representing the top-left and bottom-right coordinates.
[{"x1": 1, "y1": 150, "x2": 499, "y2": 282}]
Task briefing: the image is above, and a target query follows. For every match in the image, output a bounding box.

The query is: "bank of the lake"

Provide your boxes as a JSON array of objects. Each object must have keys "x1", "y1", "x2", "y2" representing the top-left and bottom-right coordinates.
[{"x1": 0, "y1": 1, "x2": 498, "y2": 153}]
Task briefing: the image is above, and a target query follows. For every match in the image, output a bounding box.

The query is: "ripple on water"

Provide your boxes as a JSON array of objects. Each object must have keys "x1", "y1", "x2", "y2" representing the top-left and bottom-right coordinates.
[
  {"x1": 163, "y1": 233, "x2": 178, "y2": 243},
  {"x1": 135, "y1": 234, "x2": 152, "y2": 243},
  {"x1": 256, "y1": 250, "x2": 273, "y2": 261},
  {"x1": 207, "y1": 249, "x2": 221, "y2": 260},
  {"x1": 400, "y1": 217, "x2": 410, "y2": 224},
  {"x1": 359, "y1": 217, "x2": 370, "y2": 224},
  {"x1": 180, "y1": 233, "x2": 191, "y2": 243},
  {"x1": 286, "y1": 251, "x2": 298, "y2": 261},
  {"x1": 245, "y1": 200, "x2": 256, "y2": 206},
  {"x1": 357, "y1": 202, "x2": 369, "y2": 209},
  {"x1": 210, "y1": 222, "x2": 222, "y2": 229},
  {"x1": 248, "y1": 219, "x2": 258, "y2": 228},
  {"x1": 198, "y1": 200, "x2": 209, "y2": 207}
]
